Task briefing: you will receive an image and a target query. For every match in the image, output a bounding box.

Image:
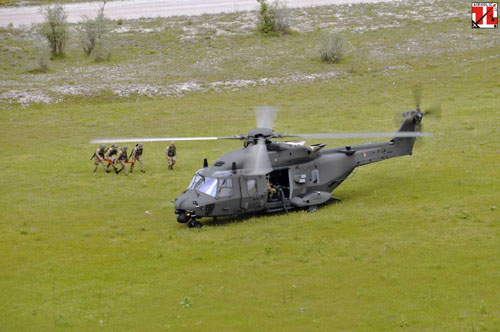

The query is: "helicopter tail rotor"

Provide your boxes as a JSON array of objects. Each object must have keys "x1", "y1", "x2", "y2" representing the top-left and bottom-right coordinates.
[
  {"x1": 422, "y1": 103, "x2": 442, "y2": 118},
  {"x1": 408, "y1": 85, "x2": 443, "y2": 146},
  {"x1": 412, "y1": 83, "x2": 423, "y2": 110},
  {"x1": 411, "y1": 83, "x2": 443, "y2": 118}
]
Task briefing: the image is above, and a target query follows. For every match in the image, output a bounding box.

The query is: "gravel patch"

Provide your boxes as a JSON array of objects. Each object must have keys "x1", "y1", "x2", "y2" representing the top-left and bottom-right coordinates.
[{"x1": 0, "y1": 71, "x2": 345, "y2": 106}]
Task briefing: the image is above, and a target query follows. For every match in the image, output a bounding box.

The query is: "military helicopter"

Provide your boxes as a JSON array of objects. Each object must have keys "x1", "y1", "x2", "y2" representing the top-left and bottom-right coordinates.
[{"x1": 91, "y1": 101, "x2": 435, "y2": 228}]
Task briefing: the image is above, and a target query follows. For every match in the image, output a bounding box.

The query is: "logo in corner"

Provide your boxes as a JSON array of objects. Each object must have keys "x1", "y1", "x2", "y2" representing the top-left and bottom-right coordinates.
[{"x1": 472, "y1": 2, "x2": 498, "y2": 29}]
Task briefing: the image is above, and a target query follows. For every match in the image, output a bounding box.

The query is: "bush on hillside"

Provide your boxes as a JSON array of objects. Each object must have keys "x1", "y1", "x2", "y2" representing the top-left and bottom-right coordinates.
[
  {"x1": 79, "y1": 0, "x2": 112, "y2": 61},
  {"x1": 257, "y1": 0, "x2": 291, "y2": 35},
  {"x1": 28, "y1": 41, "x2": 50, "y2": 73},
  {"x1": 40, "y1": 4, "x2": 68, "y2": 57},
  {"x1": 319, "y1": 33, "x2": 345, "y2": 64}
]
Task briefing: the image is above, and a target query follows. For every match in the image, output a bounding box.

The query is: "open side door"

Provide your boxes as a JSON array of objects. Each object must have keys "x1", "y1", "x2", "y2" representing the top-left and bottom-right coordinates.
[{"x1": 268, "y1": 168, "x2": 292, "y2": 199}]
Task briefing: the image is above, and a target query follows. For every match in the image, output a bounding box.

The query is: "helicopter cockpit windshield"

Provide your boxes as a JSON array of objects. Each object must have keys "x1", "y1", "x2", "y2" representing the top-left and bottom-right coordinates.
[
  {"x1": 188, "y1": 175, "x2": 217, "y2": 197},
  {"x1": 188, "y1": 171, "x2": 233, "y2": 198},
  {"x1": 197, "y1": 177, "x2": 218, "y2": 197}
]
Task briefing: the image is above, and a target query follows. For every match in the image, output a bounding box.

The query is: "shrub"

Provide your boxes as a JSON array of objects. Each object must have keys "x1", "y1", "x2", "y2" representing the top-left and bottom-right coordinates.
[
  {"x1": 91, "y1": 37, "x2": 111, "y2": 62},
  {"x1": 79, "y1": 1, "x2": 111, "y2": 61},
  {"x1": 28, "y1": 42, "x2": 50, "y2": 73},
  {"x1": 320, "y1": 33, "x2": 345, "y2": 64},
  {"x1": 257, "y1": 0, "x2": 291, "y2": 35},
  {"x1": 40, "y1": 4, "x2": 68, "y2": 57},
  {"x1": 80, "y1": 12, "x2": 108, "y2": 56}
]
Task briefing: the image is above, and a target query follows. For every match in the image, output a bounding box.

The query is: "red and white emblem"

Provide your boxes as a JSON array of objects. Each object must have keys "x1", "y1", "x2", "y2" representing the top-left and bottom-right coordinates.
[{"x1": 472, "y1": 2, "x2": 498, "y2": 29}]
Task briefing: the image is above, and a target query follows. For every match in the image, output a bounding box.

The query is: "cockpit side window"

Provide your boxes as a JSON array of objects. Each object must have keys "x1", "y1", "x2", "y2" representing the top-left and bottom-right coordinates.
[
  {"x1": 247, "y1": 179, "x2": 257, "y2": 195},
  {"x1": 217, "y1": 178, "x2": 233, "y2": 197},
  {"x1": 188, "y1": 174, "x2": 202, "y2": 189}
]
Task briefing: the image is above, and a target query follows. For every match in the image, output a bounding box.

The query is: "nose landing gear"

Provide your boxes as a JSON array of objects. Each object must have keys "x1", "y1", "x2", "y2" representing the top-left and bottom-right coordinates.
[
  {"x1": 188, "y1": 217, "x2": 202, "y2": 228},
  {"x1": 176, "y1": 210, "x2": 202, "y2": 228}
]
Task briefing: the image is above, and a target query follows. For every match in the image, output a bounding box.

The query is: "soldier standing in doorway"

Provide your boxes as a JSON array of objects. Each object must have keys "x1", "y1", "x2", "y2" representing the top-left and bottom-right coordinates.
[
  {"x1": 91, "y1": 144, "x2": 107, "y2": 173},
  {"x1": 129, "y1": 143, "x2": 145, "y2": 173},
  {"x1": 165, "y1": 141, "x2": 177, "y2": 170}
]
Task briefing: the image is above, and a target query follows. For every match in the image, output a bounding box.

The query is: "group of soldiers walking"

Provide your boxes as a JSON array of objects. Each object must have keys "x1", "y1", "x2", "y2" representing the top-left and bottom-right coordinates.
[
  {"x1": 91, "y1": 141, "x2": 177, "y2": 175},
  {"x1": 92, "y1": 143, "x2": 145, "y2": 175}
]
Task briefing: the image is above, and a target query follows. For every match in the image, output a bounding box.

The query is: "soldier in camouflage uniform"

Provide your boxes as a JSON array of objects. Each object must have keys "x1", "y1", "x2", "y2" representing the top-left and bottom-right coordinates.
[
  {"x1": 129, "y1": 143, "x2": 145, "y2": 173},
  {"x1": 91, "y1": 144, "x2": 107, "y2": 173},
  {"x1": 104, "y1": 144, "x2": 119, "y2": 173},
  {"x1": 165, "y1": 141, "x2": 177, "y2": 170},
  {"x1": 115, "y1": 146, "x2": 129, "y2": 176},
  {"x1": 267, "y1": 178, "x2": 277, "y2": 200}
]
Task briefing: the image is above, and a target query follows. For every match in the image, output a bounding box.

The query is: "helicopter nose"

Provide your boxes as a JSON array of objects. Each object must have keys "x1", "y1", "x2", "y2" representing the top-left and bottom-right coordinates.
[
  {"x1": 175, "y1": 189, "x2": 216, "y2": 220},
  {"x1": 175, "y1": 194, "x2": 194, "y2": 223},
  {"x1": 174, "y1": 194, "x2": 188, "y2": 210}
]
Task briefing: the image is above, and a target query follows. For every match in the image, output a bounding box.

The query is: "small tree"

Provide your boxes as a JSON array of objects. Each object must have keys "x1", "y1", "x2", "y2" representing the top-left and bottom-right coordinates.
[
  {"x1": 40, "y1": 4, "x2": 68, "y2": 57},
  {"x1": 320, "y1": 33, "x2": 345, "y2": 64},
  {"x1": 257, "y1": 0, "x2": 291, "y2": 35},
  {"x1": 79, "y1": 0, "x2": 110, "y2": 58},
  {"x1": 257, "y1": 0, "x2": 272, "y2": 34}
]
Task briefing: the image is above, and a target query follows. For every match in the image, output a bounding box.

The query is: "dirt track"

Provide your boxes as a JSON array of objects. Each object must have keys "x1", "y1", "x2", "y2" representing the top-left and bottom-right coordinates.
[{"x1": 0, "y1": 0, "x2": 391, "y2": 27}]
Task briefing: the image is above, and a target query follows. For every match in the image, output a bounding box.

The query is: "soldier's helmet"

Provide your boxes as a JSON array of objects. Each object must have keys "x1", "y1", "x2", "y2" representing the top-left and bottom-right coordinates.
[
  {"x1": 138, "y1": 143, "x2": 143, "y2": 147},
  {"x1": 100, "y1": 144, "x2": 106, "y2": 149},
  {"x1": 123, "y1": 146, "x2": 128, "y2": 150},
  {"x1": 112, "y1": 144, "x2": 118, "y2": 148}
]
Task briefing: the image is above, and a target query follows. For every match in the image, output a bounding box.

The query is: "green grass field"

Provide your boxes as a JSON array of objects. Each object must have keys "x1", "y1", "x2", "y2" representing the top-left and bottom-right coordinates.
[{"x1": 1, "y1": 0, "x2": 500, "y2": 330}]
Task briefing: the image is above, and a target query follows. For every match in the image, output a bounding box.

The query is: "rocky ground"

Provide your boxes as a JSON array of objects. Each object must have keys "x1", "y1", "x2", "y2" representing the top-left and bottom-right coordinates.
[{"x1": 0, "y1": 0, "x2": 495, "y2": 107}]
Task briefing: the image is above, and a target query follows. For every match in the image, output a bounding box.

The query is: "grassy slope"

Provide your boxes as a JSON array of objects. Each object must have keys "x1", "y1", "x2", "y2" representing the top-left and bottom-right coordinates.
[{"x1": 1, "y1": 1, "x2": 500, "y2": 331}]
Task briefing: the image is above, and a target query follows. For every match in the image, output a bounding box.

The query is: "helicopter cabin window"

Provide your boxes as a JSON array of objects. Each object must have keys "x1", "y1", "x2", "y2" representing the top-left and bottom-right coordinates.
[
  {"x1": 247, "y1": 179, "x2": 257, "y2": 195},
  {"x1": 217, "y1": 178, "x2": 233, "y2": 197},
  {"x1": 196, "y1": 177, "x2": 218, "y2": 197}
]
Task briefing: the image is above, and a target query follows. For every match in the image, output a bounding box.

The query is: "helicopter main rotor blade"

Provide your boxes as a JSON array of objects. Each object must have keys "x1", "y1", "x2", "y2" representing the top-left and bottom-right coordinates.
[
  {"x1": 254, "y1": 106, "x2": 279, "y2": 130},
  {"x1": 289, "y1": 132, "x2": 433, "y2": 139},
  {"x1": 242, "y1": 137, "x2": 273, "y2": 176},
  {"x1": 90, "y1": 136, "x2": 243, "y2": 144}
]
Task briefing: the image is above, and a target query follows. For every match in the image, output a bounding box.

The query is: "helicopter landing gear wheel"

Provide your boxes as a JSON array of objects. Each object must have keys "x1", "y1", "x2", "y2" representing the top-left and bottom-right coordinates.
[
  {"x1": 307, "y1": 205, "x2": 318, "y2": 213},
  {"x1": 188, "y1": 218, "x2": 202, "y2": 228}
]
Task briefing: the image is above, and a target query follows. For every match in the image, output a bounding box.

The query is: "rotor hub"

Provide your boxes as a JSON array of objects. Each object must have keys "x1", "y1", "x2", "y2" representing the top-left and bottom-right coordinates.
[{"x1": 247, "y1": 127, "x2": 274, "y2": 139}]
